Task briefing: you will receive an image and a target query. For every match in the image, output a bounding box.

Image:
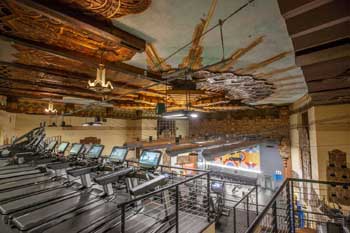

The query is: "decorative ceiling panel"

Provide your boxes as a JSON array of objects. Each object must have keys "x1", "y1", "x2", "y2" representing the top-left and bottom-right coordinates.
[
  {"x1": 58, "y1": 0, "x2": 152, "y2": 18},
  {"x1": 0, "y1": 0, "x2": 136, "y2": 62}
]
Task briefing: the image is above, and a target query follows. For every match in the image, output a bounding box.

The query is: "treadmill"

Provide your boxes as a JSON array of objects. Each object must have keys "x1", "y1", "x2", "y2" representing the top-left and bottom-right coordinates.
[
  {"x1": 40, "y1": 148, "x2": 166, "y2": 233},
  {"x1": 85, "y1": 150, "x2": 168, "y2": 233},
  {"x1": 46, "y1": 143, "x2": 83, "y2": 172},
  {"x1": 9, "y1": 144, "x2": 106, "y2": 232},
  {"x1": 0, "y1": 142, "x2": 70, "y2": 182},
  {"x1": 0, "y1": 140, "x2": 58, "y2": 176},
  {"x1": 0, "y1": 142, "x2": 70, "y2": 192}
]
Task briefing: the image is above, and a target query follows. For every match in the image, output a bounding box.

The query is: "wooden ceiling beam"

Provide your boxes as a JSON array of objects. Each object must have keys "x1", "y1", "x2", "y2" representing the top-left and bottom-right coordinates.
[
  {"x1": 296, "y1": 43, "x2": 350, "y2": 67},
  {"x1": 0, "y1": 75, "x2": 164, "y2": 105},
  {"x1": 0, "y1": 79, "x2": 102, "y2": 100},
  {"x1": 285, "y1": 0, "x2": 349, "y2": 37},
  {"x1": 0, "y1": 34, "x2": 162, "y2": 83},
  {"x1": 0, "y1": 88, "x2": 63, "y2": 99},
  {"x1": 0, "y1": 61, "x2": 165, "y2": 96},
  {"x1": 13, "y1": 0, "x2": 145, "y2": 52},
  {"x1": 292, "y1": 20, "x2": 349, "y2": 51},
  {"x1": 280, "y1": 0, "x2": 333, "y2": 19},
  {"x1": 302, "y1": 57, "x2": 350, "y2": 82}
]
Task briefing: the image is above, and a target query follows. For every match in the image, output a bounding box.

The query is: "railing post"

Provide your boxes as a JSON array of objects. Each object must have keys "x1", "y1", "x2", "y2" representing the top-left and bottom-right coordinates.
[
  {"x1": 176, "y1": 185, "x2": 179, "y2": 233},
  {"x1": 290, "y1": 180, "x2": 296, "y2": 233},
  {"x1": 207, "y1": 172, "x2": 210, "y2": 221},
  {"x1": 246, "y1": 195, "x2": 250, "y2": 227},
  {"x1": 121, "y1": 204, "x2": 125, "y2": 233},
  {"x1": 286, "y1": 180, "x2": 292, "y2": 232},
  {"x1": 233, "y1": 206, "x2": 236, "y2": 233},
  {"x1": 272, "y1": 201, "x2": 278, "y2": 233},
  {"x1": 255, "y1": 185, "x2": 259, "y2": 216}
]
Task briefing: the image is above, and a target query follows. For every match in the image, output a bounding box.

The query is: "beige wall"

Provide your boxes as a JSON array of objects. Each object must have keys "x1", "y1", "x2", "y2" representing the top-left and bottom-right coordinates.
[
  {"x1": 0, "y1": 112, "x2": 160, "y2": 155},
  {"x1": 311, "y1": 104, "x2": 350, "y2": 181},
  {"x1": 0, "y1": 111, "x2": 16, "y2": 144},
  {"x1": 175, "y1": 119, "x2": 189, "y2": 138},
  {"x1": 289, "y1": 113, "x2": 303, "y2": 178},
  {"x1": 289, "y1": 104, "x2": 350, "y2": 181}
]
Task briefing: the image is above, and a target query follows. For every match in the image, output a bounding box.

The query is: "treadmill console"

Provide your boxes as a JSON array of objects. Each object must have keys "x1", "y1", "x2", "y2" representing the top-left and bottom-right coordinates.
[
  {"x1": 139, "y1": 150, "x2": 162, "y2": 170},
  {"x1": 86, "y1": 144, "x2": 104, "y2": 159},
  {"x1": 109, "y1": 146, "x2": 128, "y2": 163},
  {"x1": 69, "y1": 143, "x2": 84, "y2": 156},
  {"x1": 57, "y1": 142, "x2": 69, "y2": 153},
  {"x1": 46, "y1": 141, "x2": 57, "y2": 151}
]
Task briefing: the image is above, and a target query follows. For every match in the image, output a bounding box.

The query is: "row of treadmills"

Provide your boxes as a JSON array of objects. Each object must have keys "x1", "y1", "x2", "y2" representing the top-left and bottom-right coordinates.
[{"x1": 0, "y1": 139, "x2": 173, "y2": 233}]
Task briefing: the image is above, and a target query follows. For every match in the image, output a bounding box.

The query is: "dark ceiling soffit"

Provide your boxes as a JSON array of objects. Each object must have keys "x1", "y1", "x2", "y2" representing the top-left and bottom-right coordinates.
[
  {"x1": 15, "y1": 0, "x2": 145, "y2": 52},
  {"x1": 295, "y1": 37, "x2": 350, "y2": 57},
  {"x1": 0, "y1": 34, "x2": 163, "y2": 83}
]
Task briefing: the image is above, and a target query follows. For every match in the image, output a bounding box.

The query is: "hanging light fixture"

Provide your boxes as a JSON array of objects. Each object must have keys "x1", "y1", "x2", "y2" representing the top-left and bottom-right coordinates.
[
  {"x1": 88, "y1": 50, "x2": 114, "y2": 93},
  {"x1": 45, "y1": 99, "x2": 57, "y2": 114},
  {"x1": 161, "y1": 72, "x2": 199, "y2": 119}
]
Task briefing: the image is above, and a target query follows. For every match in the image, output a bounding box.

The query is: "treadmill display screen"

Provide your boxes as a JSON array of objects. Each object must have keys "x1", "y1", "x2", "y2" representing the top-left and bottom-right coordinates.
[
  {"x1": 139, "y1": 150, "x2": 162, "y2": 168},
  {"x1": 70, "y1": 144, "x2": 83, "y2": 156},
  {"x1": 46, "y1": 141, "x2": 57, "y2": 150},
  {"x1": 57, "y1": 142, "x2": 69, "y2": 153},
  {"x1": 110, "y1": 147, "x2": 128, "y2": 162},
  {"x1": 87, "y1": 145, "x2": 104, "y2": 159}
]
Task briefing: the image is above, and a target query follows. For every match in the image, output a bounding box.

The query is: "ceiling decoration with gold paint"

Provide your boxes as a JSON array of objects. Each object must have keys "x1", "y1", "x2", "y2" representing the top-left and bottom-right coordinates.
[
  {"x1": 116, "y1": 0, "x2": 308, "y2": 105},
  {"x1": 58, "y1": 0, "x2": 152, "y2": 18},
  {"x1": 0, "y1": 0, "x2": 137, "y2": 62},
  {"x1": 0, "y1": 0, "x2": 311, "y2": 116}
]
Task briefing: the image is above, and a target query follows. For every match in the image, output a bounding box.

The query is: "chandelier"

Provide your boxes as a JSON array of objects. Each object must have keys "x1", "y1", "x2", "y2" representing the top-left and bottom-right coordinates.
[
  {"x1": 88, "y1": 50, "x2": 114, "y2": 93},
  {"x1": 45, "y1": 100, "x2": 57, "y2": 114}
]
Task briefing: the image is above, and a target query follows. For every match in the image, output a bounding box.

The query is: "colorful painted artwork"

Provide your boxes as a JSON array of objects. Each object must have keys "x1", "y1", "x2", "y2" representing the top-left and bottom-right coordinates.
[{"x1": 213, "y1": 145, "x2": 261, "y2": 171}]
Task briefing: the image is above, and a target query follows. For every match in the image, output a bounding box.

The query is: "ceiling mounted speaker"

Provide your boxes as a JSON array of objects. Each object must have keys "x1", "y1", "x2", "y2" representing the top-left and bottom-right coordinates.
[{"x1": 156, "y1": 103, "x2": 166, "y2": 115}]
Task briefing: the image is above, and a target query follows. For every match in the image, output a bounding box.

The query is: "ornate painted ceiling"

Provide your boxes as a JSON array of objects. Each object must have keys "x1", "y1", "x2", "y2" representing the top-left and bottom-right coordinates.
[{"x1": 0, "y1": 0, "x2": 329, "y2": 117}]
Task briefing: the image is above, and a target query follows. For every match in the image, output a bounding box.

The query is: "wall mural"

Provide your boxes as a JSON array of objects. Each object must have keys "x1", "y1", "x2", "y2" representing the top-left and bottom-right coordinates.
[{"x1": 213, "y1": 145, "x2": 261, "y2": 171}]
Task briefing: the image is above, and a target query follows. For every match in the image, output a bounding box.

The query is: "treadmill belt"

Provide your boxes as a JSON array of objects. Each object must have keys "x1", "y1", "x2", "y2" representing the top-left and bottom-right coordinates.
[
  {"x1": 0, "y1": 166, "x2": 36, "y2": 175},
  {"x1": 0, "y1": 187, "x2": 76, "y2": 214},
  {"x1": 0, "y1": 169, "x2": 41, "y2": 179},
  {"x1": 0, "y1": 164, "x2": 31, "y2": 171},
  {"x1": 0, "y1": 176, "x2": 52, "y2": 192},
  {"x1": 13, "y1": 191, "x2": 99, "y2": 231},
  {"x1": 0, "y1": 173, "x2": 44, "y2": 185},
  {"x1": 0, "y1": 181, "x2": 61, "y2": 203},
  {"x1": 44, "y1": 201, "x2": 120, "y2": 233}
]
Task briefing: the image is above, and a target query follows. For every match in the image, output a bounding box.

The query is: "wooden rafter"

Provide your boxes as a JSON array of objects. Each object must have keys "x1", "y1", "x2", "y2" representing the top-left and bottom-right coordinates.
[
  {"x1": 145, "y1": 43, "x2": 172, "y2": 72},
  {"x1": 178, "y1": 0, "x2": 217, "y2": 70},
  {"x1": 254, "y1": 65, "x2": 298, "y2": 79},
  {"x1": 235, "y1": 51, "x2": 292, "y2": 74},
  {"x1": 0, "y1": 61, "x2": 165, "y2": 97},
  {"x1": 209, "y1": 36, "x2": 264, "y2": 72},
  {"x1": 0, "y1": 34, "x2": 162, "y2": 83}
]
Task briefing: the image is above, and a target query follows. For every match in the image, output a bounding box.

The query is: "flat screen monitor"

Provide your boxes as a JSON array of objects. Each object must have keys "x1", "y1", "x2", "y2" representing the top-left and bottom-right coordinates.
[
  {"x1": 70, "y1": 143, "x2": 83, "y2": 156},
  {"x1": 211, "y1": 181, "x2": 224, "y2": 193},
  {"x1": 86, "y1": 144, "x2": 104, "y2": 159},
  {"x1": 139, "y1": 150, "x2": 162, "y2": 169},
  {"x1": 109, "y1": 147, "x2": 128, "y2": 163},
  {"x1": 46, "y1": 141, "x2": 57, "y2": 151},
  {"x1": 57, "y1": 142, "x2": 69, "y2": 153}
]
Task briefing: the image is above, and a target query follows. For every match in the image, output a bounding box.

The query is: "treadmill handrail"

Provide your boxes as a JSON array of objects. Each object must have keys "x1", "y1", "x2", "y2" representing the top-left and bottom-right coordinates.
[
  {"x1": 67, "y1": 165, "x2": 98, "y2": 177},
  {"x1": 129, "y1": 175, "x2": 168, "y2": 196},
  {"x1": 94, "y1": 167, "x2": 134, "y2": 185},
  {"x1": 120, "y1": 171, "x2": 209, "y2": 206}
]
